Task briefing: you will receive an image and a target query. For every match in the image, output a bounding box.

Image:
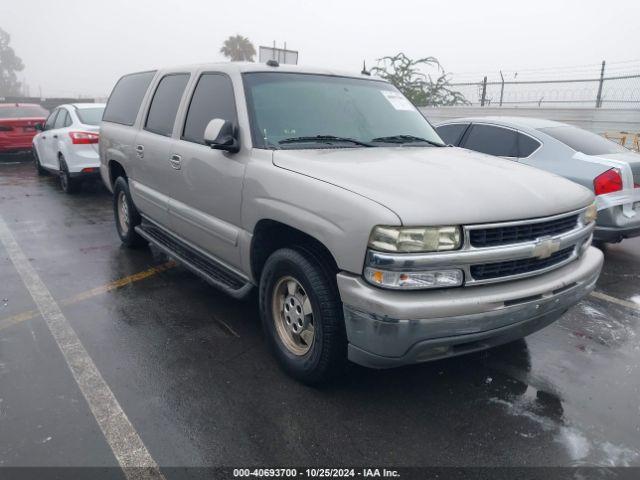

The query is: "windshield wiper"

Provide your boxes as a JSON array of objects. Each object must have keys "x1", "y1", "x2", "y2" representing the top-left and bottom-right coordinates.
[
  {"x1": 370, "y1": 135, "x2": 445, "y2": 147},
  {"x1": 278, "y1": 135, "x2": 375, "y2": 147}
]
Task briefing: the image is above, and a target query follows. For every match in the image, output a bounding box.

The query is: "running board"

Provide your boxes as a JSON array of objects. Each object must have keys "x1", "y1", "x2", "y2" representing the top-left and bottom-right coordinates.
[{"x1": 135, "y1": 222, "x2": 253, "y2": 299}]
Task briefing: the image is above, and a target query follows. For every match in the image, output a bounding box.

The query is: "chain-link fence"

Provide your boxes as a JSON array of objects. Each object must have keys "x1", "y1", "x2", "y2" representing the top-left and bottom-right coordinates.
[{"x1": 450, "y1": 64, "x2": 640, "y2": 109}]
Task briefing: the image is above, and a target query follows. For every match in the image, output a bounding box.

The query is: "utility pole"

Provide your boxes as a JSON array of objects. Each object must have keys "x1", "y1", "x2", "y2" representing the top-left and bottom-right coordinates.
[
  {"x1": 499, "y1": 71, "x2": 505, "y2": 107},
  {"x1": 595, "y1": 60, "x2": 605, "y2": 108},
  {"x1": 480, "y1": 76, "x2": 487, "y2": 107}
]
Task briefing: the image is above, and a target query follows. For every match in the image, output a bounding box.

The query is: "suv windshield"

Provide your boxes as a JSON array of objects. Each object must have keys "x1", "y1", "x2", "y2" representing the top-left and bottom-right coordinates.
[
  {"x1": 0, "y1": 105, "x2": 49, "y2": 119},
  {"x1": 539, "y1": 125, "x2": 627, "y2": 155},
  {"x1": 243, "y1": 72, "x2": 443, "y2": 149},
  {"x1": 76, "y1": 106, "x2": 105, "y2": 126}
]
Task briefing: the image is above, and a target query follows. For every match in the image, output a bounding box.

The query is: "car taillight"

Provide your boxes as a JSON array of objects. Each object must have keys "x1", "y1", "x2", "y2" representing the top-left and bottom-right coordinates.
[
  {"x1": 69, "y1": 131, "x2": 99, "y2": 144},
  {"x1": 593, "y1": 168, "x2": 623, "y2": 196}
]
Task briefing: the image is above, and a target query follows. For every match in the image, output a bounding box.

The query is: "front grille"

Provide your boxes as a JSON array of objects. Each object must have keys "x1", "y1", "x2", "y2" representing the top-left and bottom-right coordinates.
[
  {"x1": 470, "y1": 247, "x2": 574, "y2": 280},
  {"x1": 470, "y1": 214, "x2": 579, "y2": 248}
]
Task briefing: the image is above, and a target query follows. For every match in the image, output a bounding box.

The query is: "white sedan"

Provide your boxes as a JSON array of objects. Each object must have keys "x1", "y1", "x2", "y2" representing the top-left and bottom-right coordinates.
[{"x1": 32, "y1": 103, "x2": 105, "y2": 193}]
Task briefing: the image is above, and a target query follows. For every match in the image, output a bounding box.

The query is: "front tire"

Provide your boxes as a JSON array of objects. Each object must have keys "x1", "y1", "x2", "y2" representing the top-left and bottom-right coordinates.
[
  {"x1": 113, "y1": 177, "x2": 147, "y2": 248},
  {"x1": 259, "y1": 246, "x2": 347, "y2": 384}
]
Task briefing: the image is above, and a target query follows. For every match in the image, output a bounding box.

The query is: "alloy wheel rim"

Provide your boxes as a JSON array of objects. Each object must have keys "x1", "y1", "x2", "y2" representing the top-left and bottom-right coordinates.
[
  {"x1": 272, "y1": 276, "x2": 315, "y2": 356},
  {"x1": 117, "y1": 191, "x2": 130, "y2": 235}
]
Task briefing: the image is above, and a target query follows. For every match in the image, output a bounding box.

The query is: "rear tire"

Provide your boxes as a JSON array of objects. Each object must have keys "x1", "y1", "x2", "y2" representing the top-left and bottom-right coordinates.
[
  {"x1": 113, "y1": 177, "x2": 147, "y2": 248},
  {"x1": 59, "y1": 156, "x2": 81, "y2": 194},
  {"x1": 259, "y1": 245, "x2": 347, "y2": 385},
  {"x1": 33, "y1": 149, "x2": 47, "y2": 176}
]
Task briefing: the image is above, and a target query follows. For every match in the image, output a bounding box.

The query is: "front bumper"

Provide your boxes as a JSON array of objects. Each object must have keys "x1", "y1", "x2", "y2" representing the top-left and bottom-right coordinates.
[{"x1": 337, "y1": 246, "x2": 603, "y2": 368}]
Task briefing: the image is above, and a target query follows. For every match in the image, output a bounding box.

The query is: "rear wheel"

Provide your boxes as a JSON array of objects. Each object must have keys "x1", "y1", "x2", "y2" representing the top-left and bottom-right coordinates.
[
  {"x1": 113, "y1": 177, "x2": 147, "y2": 248},
  {"x1": 33, "y1": 148, "x2": 47, "y2": 176},
  {"x1": 259, "y1": 246, "x2": 347, "y2": 384},
  {"x1": 59, "y1": 155, "x2": 81, "y2": 194}
]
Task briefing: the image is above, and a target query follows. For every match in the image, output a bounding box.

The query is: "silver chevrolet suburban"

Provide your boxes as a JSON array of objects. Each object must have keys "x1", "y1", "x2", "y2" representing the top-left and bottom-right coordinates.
[{"x1": 99, "y1": 62, "x2": 603, "y2": 384}]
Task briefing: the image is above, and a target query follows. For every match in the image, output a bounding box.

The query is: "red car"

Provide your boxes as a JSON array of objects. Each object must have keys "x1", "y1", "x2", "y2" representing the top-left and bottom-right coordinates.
[{"x1": 0, "y1": 103, "x2": 49, "y2": 154}]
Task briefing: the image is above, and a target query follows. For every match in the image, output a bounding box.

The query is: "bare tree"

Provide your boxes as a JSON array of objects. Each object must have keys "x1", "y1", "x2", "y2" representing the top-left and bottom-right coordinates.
[
  {"x1": 220, "y1": 35, "x2": 256, "y2": 62},
  {"x1": 372, "y1": 53, "x2": 468, "y2": 106},
  {"x1": 0, "y1": 27, "x2": 24, "y2": 96}
]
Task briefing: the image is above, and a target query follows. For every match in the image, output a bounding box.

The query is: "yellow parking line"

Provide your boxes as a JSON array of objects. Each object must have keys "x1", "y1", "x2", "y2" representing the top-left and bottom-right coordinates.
[
  {"x1": 590, "y1": 291, "x2": 640, "y2": 312},
  {"x1": 2, "y1": 259, "x2": 636, "y2": 333},
  {"x1": 0, "y1": 261, "x2": 176, "y2": 332}
]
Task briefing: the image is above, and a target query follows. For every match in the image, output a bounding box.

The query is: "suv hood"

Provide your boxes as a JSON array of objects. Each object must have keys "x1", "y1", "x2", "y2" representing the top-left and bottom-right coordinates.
[{"x1": 273, "y1": 147, "x2": 593, "y2": 225}]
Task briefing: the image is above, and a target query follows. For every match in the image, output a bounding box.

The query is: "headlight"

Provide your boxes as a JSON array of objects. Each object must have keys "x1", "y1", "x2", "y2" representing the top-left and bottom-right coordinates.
[
  {"x1": 368, "y1": 226, "x2": 461, "y2": 252},
  {"x1": 364, "y1": 267, "x2": 464, "y2": 290},
  {"x1": 583, "y1": 202, "x2": 598, "y2": 224}
]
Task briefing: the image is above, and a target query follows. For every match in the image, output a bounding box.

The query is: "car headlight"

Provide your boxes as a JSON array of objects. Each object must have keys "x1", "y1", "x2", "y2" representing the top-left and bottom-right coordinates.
[
  {"x1": 364, "y1": 267, "x2": 464, "y2": 290},
  {"x1": 583, "y1": 202, "x2": 598, "y2": 224},
  {"x1": 368, "y1": 226, "x2": 462, "y2": 252}
]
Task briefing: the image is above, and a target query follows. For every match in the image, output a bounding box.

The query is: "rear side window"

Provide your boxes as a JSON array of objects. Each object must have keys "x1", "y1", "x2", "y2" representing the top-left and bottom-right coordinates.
[
  {"x1": 182, "y1": 73, "x2": 237, "y2": 144},
  {"x1": 54, "y1": 110, "x2": 69, "y2": 129},
  {"x1": 44, "y1": 111, "x2": 58, "y2": 130},
  {"x1": 518, "y1": 133, "x2": 541, "y2": 157},
  {"x1": 435, "y1": 123, "x2": 468, "y2": 145},
  {"x1": 463, "y1": 124, "x2": 519, "y2": 157},
  {"x1": 103, "y1": 71, "x2": 156, "y2": 126},
  {"x1": 538, "y1": 126, "x2": 626, "y2": 155},
  {"x1": 145, "y1": 74, "x2": 190, "y2": 137}
]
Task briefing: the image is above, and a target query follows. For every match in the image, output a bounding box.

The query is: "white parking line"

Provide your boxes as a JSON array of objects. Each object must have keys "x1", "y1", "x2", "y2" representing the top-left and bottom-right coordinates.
[
  {"x1": 0, "y1": 216, "x2": 165, "y2": 480},
  {"x1": 590, "y1": 291, "x2": 640, "y2": 312}
]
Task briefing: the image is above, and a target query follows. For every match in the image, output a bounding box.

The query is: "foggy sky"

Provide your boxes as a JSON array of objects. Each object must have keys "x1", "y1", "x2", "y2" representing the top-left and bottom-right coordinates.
[{"x1": 2, "y1": 0, "x2": 639, "y2": 98}]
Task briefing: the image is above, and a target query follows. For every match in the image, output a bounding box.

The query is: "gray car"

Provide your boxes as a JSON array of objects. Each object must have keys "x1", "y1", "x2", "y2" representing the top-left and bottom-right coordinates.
[
  {"x1": 99, "y1": 63, "x2": 602, "y2": 384},
  {"x1": 435, "y1": 117, "x2": 640, "y2": 243}
]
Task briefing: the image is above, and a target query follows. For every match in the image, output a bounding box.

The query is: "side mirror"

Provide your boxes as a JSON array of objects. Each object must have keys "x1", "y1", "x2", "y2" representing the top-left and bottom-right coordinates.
[
  {"x1": 204, "y1": 118, "x2": 239, "y2": 153},
  {"x1": 35, "y1": 123, "x2": 44, "y2": 131}
]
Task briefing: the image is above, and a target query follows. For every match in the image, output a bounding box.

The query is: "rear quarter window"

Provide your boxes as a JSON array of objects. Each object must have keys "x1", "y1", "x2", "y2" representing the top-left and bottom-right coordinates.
[
  {"x1": 103, "y1": 71, "x2": 156, "y2": 126},
  {"x1": 517, "y1": 133, "x2": 541, "y2": 157}
]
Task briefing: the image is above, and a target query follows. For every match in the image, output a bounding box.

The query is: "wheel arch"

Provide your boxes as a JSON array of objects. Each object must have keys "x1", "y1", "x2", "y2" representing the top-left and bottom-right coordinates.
[
  {"x1": 108, "y1": 160, "x2": 127, "y2": 187},
  {"x1": 250, "y1": 219, "x2": 339, "y2": 283}
]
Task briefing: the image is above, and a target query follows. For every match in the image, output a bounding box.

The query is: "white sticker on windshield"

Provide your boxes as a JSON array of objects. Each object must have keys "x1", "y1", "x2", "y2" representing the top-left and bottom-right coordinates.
[{"x1": 381, "y1": 90, "x2": 416, "y2": 111}]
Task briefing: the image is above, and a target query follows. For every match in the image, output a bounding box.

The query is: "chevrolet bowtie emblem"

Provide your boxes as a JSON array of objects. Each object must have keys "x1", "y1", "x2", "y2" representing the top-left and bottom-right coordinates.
[{"x1": 532, "y1": 236, "x2": 561, "y2": 259}]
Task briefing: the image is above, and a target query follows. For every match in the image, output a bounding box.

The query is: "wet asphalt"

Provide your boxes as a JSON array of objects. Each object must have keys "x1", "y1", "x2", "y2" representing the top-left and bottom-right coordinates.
[{"x1": 0, "y1": 155, "x2": 639, "y2": 472}]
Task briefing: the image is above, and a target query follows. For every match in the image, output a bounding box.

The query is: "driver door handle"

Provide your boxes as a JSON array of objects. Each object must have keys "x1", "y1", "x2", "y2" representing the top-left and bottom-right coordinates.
[{"x1": 169, "y1": 154, "x2": 182, "y2": 170}]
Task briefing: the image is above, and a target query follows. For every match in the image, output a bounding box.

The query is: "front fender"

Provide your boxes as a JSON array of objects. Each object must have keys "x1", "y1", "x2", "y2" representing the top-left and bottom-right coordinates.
[{"x1": 241, "y1": 157, "x2": 400, "y2": 276}]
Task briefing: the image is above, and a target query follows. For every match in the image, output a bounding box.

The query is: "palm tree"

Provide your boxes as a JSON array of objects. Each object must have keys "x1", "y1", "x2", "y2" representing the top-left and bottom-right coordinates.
[{"x1": 220, "y1": 35, "x2": 256, "y2": 62}]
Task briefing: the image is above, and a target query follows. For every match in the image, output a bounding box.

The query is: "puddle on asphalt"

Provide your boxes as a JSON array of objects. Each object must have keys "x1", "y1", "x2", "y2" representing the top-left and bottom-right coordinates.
[{"x1": 490, "y1": 390, "x2": 639, "y2": 466}]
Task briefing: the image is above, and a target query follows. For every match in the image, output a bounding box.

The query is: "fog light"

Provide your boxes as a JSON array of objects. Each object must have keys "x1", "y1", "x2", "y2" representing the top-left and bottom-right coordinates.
[{"x1": 364, "y1": 267, "x2": 463, "y2": 290}]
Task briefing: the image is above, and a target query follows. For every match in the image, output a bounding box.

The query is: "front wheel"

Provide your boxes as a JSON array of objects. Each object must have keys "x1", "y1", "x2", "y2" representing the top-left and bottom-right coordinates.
[
  {"x1": 113, "y1": 177, "x2": 147, "y2": 248},
  {"x1": 259, "y1": 246, "x2": 347, "y2": 384}
]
